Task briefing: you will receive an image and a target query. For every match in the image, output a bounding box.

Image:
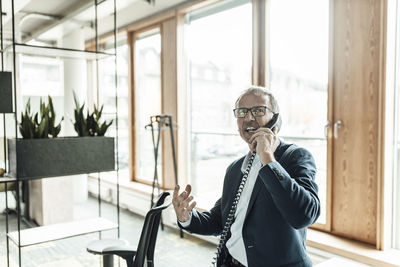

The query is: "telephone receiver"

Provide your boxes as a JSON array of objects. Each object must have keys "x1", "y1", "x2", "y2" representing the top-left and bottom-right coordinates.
[{"x1": 264, "y1": 113, "x2": 279, "y2": 131}]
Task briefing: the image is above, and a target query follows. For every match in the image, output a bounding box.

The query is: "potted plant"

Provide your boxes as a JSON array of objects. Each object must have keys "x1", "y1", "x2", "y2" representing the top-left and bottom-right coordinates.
[{"x1": 8, "y1": 95, "x2": 115, "y2": 180}]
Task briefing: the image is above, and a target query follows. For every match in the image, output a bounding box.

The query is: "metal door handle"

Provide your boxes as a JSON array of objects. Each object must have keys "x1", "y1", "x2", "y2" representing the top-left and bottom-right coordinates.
[
  {"x1": 334, "y1": 120, "x2": 342, "y2": 139},
  {"x1": 324, "y1": 121, "x2": 331, "y2": 138}
]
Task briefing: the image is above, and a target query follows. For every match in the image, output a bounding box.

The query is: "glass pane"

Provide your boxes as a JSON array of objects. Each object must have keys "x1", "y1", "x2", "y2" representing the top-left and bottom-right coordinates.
[
  {"x1": 268, "y1": 0, "x2": 329, "y2": 224},
  {"x1": 186, "y1": 2, "x2": 252, "y2": 207},
  {"x1": 393, "y1": 0, "x2": 400, "y2": 249},
  {"x1": 134, "y1": 31, "x2": 162, "y2": 184},
  {"x1": 20, "y1": 55, "x2": 64, "y2": 134},
  {"x1": 98, "y1": 44, "x2": 129, "y2": 171}
]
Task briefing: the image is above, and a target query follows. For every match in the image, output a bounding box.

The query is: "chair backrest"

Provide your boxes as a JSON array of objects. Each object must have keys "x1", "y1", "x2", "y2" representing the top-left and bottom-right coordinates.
[{"x1": 134, "y1": 191, "x2": 172, "y2": 267}]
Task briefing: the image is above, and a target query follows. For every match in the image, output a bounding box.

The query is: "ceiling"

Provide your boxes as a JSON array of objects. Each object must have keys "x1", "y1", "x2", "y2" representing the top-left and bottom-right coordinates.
[{"x1": 1, "y1": 0, "x2": 190, "y2": 45}]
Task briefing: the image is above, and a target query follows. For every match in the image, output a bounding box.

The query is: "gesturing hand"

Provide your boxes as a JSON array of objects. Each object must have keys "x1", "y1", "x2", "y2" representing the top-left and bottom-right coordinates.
[{"x1": 173, "y1": 184, "x2": 197, "y2": 223}]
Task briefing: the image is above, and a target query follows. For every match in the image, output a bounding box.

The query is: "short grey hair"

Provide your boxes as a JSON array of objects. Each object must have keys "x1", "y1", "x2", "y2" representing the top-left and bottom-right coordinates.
[
  {"x1": 235, "y1": 86, "x2": 279, "y2": 112},
  {"x1": 235, "y1": 86, "x2": 282, "y2": 132}
]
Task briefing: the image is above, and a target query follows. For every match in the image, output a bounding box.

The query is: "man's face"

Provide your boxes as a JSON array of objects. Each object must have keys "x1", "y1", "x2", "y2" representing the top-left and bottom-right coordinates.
[{"x1": 236, "y1": 93, "x2": 274, "y2": 144}]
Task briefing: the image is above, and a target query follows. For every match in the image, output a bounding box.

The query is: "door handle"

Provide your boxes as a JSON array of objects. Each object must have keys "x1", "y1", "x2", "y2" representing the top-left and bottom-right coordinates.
[
  {"x1": 333, "y1": 120, "x2": 342, "y2": 139},
  {"x1": 324, "y1": 121, "x2": 331, "y2": 138}
]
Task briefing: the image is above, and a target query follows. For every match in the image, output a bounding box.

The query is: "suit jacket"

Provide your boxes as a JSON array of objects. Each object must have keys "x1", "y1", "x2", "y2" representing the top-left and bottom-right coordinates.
[{"x1": 180, "y1": 141, "x2": 320, "y2": 267}]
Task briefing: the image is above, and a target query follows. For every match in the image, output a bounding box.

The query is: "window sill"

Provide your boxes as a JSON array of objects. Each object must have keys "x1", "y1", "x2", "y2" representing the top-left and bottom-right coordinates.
[
  {"x1": 307, "y1": 229, "x2": 400, "y2": 267},
  {"x1": 88, "y1": 170, "x2": 153, "y2": 196}
]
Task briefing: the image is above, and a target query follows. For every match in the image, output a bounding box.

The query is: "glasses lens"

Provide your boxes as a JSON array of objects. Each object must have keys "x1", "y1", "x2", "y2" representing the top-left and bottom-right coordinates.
[
  {"x1": 251, "y1": 106, "x2": 266, "y2": 117},
  {"x1": 234, "y1": 108, "x2": 247, "y2": 118}
]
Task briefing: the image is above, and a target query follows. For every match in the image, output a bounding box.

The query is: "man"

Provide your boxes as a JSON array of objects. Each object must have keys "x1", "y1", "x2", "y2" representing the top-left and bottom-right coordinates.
[{"x1": 173, "y1": 86, "x2": 320, "y2": 267}]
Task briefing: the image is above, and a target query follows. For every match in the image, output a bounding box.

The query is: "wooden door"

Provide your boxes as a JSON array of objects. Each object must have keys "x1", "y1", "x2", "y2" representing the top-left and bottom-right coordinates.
[{"x1": 331, "y1": 0, "x2": 386, "y2": 246}]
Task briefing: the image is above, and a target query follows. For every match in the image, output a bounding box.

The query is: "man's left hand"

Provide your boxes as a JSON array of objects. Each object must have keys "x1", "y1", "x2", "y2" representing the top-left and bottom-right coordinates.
[{"x1": 248, "y1": 127, "x2": 279, "y2": 165}]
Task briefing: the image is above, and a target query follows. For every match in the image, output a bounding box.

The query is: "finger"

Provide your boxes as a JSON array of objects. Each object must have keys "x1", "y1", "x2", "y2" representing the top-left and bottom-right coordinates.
[
  {"x1": 177, "y1": 184, "x2": 192, "y2": 203},
  {"x1": 177, "y1": 190, "x2": 188, "y2": 203},
  {"x1": 248, "y1": 131, "x2": 265, "y2": 144},
  {"x1": 185, "y1": 184, "x2": 192, "y2": 196},
  {"x1": 173, "y1": 185, "x2": 179, "y2": 200},
  {"x1": 182, "y1": 196, "x2": 194, "y2": 208},
  {"x1": 256, "y1": 127, "x2": 274, "y2": 134},
  {"x1": 250, "y1": 139, "x2": 257, "y2": 152},
  {"x1": 187, "y1": 201, "x2": 197, "y2": 212}
]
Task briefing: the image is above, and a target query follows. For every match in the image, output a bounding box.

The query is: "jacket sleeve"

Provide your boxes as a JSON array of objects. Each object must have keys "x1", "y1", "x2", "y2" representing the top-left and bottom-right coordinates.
[
  {"x1": 258, "y1": 147, "x2": 320, "y2": 229},
  {"x1": 177, "y1": 158, "x2": 243, "y2": 236},
  {"x1": 178, "y1": 198, "x2": 223, "y2": 236}
]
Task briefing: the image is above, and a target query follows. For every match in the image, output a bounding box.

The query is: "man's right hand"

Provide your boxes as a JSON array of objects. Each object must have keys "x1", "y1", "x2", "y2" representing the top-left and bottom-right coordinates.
[{"x1": 173, "y1": 184, "x2": 197, "y2": 223}]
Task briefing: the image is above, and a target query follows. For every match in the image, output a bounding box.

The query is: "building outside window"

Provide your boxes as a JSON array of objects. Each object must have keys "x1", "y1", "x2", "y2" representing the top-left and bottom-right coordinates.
[
  {"x1": 268, "y1": 0, "x2": 329, "y2": 225},
  {"x1": 134, "y1": 30, "x2": 162, "y2": 184},
  {"x1": 98, "y1": 43, "x2": 130, "y2": 172},
  {"x1": 185, "y1": 0, "x2": 252, "y2": 207}
]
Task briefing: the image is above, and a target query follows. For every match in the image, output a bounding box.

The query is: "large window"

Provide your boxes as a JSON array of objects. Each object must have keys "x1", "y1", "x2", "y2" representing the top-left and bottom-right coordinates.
[
  {"x1": 20, "y1": 55, "x2": 64, "y2": 130},
  {"x1": 186, "y1": 1, "x2": 252, "y2": 207},
  {"x1": 98, "y1": 42, "x2": 130, "y2": 172},
  {"x1": 268, "y1": 0, "x2": 329, "y2": 225},
  {"x1": 134, "y1": 29, "x2": 162, "y2": 184},
  {"x1": 18, "y1": 55, "x2": 64, "y2": 118}
]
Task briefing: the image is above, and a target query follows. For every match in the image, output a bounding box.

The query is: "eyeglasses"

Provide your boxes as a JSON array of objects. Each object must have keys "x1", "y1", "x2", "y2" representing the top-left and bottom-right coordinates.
[{"x1": 233, "y1": 106, "x2": 274, "y2": 118}]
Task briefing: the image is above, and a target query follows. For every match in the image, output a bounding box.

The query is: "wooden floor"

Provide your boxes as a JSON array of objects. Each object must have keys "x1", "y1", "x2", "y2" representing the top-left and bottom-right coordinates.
[{"x1": 0, "y1": 192, "x2": 371, "y2": 267}]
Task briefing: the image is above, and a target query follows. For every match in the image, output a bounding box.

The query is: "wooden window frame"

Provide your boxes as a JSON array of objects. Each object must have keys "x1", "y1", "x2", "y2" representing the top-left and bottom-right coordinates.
[{"x1": 129, "y1": 24, "x2": 164, "y2": 187}]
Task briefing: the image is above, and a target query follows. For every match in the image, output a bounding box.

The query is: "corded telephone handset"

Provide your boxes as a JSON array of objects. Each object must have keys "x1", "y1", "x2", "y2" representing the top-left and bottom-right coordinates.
[{"x1": 211, "y1": 113, "x2": 280, "y2": 267}]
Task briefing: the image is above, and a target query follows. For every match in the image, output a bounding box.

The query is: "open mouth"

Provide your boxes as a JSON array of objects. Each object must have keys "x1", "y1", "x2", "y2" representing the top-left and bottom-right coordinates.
[{"x1": 245, "y1": 127, "x2": 257, "y2": 133}]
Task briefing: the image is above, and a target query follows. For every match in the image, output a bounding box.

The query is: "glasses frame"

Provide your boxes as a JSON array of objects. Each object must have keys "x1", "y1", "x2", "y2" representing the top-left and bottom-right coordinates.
[{"x1": 233, "y1": 105, "x2": 275, "y2": 118}]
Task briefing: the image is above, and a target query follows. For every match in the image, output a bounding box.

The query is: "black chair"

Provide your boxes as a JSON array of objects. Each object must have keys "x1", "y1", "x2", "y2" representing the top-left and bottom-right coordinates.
[{"x1": 87, "y1": 191, "x2": 172, "y2": 267}]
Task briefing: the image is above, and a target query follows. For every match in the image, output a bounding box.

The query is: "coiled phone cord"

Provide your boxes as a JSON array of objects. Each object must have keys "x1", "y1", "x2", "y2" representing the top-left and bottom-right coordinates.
[{"x1": 211, "y1": 152, "x2": 256, "y2": 267}]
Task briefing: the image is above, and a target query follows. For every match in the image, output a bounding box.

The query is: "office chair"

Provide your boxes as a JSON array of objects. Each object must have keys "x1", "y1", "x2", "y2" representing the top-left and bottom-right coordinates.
[{"x1": 87, "y1": 191, "x2": 172, "y2": 267}]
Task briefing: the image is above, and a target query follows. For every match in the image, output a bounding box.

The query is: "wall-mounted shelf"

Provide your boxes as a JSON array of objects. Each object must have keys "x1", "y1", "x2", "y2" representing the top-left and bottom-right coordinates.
[
  {"x1": 7, "y1": 43, "x2": 115, "y2": 60},
  {"x1": 8, "y1": 218, "x2": 118, "y2": 247}
]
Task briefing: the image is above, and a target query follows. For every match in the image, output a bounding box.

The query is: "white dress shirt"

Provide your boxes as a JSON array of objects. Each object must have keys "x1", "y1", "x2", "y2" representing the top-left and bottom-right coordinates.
[{"x1": 180, "y1": 152, "x2": 262, "y2": 267}]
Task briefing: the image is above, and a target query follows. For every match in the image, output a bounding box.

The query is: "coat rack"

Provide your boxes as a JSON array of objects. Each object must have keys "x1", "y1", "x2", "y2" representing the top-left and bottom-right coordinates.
[{"x1": 145, "y1": 114, "x2": 183, "y2": 237}]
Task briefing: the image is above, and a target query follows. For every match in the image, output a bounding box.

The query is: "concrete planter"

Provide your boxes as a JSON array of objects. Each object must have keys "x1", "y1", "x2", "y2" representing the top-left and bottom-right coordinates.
[
  {"x1": 0, "y1": 71, "x2": 13, "y2": 113},
  {"x1": 8, "y1": 136, "x2": 115, "y2": 180}
]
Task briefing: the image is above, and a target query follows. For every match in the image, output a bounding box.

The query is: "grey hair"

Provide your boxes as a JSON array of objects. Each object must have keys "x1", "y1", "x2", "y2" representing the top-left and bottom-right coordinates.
[
  {"x1": 235, "y1": 86, "x2": 282, "y2": 132},
  {"x1": 235, "y1": 86, "x2": 279, "y2": 112}
]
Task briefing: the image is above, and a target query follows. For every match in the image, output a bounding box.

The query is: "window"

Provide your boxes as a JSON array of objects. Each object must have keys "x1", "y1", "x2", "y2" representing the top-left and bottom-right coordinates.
[
  {"x1": 185, "y1": 1, "x2": 252, "y2": 207},
  {"x1": 20, "y1": 55, "x2": 64, "y2": 130},
  {"x1": 267, "y1": 0, "x2": 329, "y2": 225},
  {"x1": 134, "y1": 29, "x2": 162, "y2": 184},
  {"x1": 98, "y1": 42, "x2": 130, "y2": 171}
]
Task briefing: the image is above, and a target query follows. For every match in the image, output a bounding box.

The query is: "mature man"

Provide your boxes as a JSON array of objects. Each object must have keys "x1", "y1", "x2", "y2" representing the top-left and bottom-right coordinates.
[{"x1": 173, "y1": 86, "x2": 320, "y2": 267}]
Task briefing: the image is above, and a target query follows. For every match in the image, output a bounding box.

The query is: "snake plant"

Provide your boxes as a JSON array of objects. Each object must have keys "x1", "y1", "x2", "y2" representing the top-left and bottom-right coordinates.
[
  {"x1": 19, "y1": 96, "x2": 63, "y2": 139},
  {"x1": 73, "y1": 92, "x2": 113, "y2": 137}
]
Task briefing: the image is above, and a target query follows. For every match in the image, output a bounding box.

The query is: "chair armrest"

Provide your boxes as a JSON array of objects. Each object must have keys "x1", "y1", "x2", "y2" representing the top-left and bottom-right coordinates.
[{"x1": 103, "y1": 245, "x2": 137, "y2": 258}]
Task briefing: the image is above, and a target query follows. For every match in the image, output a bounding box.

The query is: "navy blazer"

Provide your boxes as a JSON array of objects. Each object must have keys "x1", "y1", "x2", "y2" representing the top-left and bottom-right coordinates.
[{"x1": 180, "y1": 141, "x2": 320, "y2": 267}]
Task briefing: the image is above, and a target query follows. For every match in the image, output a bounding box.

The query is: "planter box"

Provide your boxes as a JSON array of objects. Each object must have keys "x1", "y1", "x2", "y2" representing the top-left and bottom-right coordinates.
[
  {"x1": 0, "y1": 71, "x2": 13, "y2": 113},
  {"x1": 8, "y1": 137, "x2": 115, "y2": 180}
]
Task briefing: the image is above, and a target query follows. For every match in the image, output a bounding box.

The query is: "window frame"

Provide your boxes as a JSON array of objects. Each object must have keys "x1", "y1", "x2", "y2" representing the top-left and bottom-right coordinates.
[{"x1": 130, "y1": 24, "x2": 164, "y2": 187}]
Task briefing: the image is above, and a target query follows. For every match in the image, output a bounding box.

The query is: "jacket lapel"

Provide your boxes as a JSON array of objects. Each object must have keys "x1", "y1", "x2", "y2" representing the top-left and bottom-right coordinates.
[
  {"x1": 243, "y1": 140, "x2": 290, "y2": 220},
  {"x1": 222, "y1": 158, "x2": 245, "y2": 219}
]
